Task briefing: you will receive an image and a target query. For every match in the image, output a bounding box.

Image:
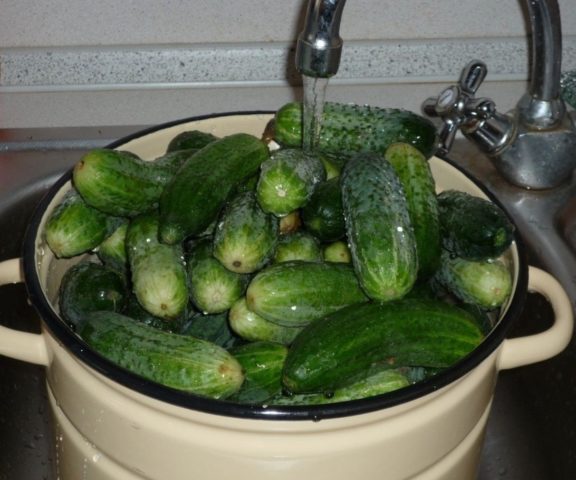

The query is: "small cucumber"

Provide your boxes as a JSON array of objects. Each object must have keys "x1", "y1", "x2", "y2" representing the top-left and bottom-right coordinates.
[
  {"x1": 213, "y1": 191, "x2": 279, "y2": 274},
  {"x1": 58, "y1": 261, "x2": 126, "y2": 328},
  {"x1": 166, "y1": 130, "x2": 219, "y2": 153},
  {"x1": 246, "y1": 260, "x2": 368, "y2": 327},
  {"x1": 274, "y1": 101, "x2": 439, "y2": 159},
  {"x1": 300, "y1": 176, "x2": 346, "y2": 242},
  {"x1": 45, "y1": 191, "x2": 118, "y2": 258},
  {"x1": 73, "y1": 149, "x2": 172, "y2": 217},
  {"x1": 437, "y1": 190, "x2": 514, "y2": 260},
  {"x1": 228, "y1": 341, "x2": 288, "y2": 404},
  {"x1": 256, "y1": 148, "x2": 326, "y2": 216},
  {"x1": 278, "y1": 210, "x2": 302, "y2": 235},
  {"x1": 273, "y1": 231, "x2": 322, "y2": 263},
  {"x1": 385, "y1": 143, "x2": 441, "y2": 278},
  {"x1": 78, "y1": 311, "x2": 244, "y2": 399},
  {"x1": 228, "y1": 297, "x2": 303, "y2": 345},
  {"x1": 283, "y1": 299, "x2": 484, "y2": 393},
  {"x1": 126, "y1": 213, "x2": 188, "y2": 320},
  {"x1": 159, "y1": 133, "x2": 269, "y2": 244},
  {"x1": 271, "y1": 368, "x2": 410, "y2": 406},
  {"x1": 187, "y1": 237, "x2": 249, "y2": 313},
  {"x1": 341, "y1": 152, "x2": 418, "y2": 301},
  {"x1": 434, "y1": 251, "x2": 513, "y2": 309},
  {"x1": 323, "y1": 240, "x2": 352, "y2": 263}
]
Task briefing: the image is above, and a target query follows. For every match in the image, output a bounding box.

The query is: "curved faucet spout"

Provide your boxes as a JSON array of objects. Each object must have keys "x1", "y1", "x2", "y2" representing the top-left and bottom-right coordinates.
[{"x1": 296, "y1": 0, "x2": 576, "y2": 189}]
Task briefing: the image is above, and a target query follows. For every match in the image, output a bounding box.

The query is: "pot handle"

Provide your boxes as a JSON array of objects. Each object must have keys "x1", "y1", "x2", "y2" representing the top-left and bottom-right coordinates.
[
  {"x1": 0, "y1": 258, "x2": 49, "y2": 366},
  {"x1": 498, "y1": 266, "x2": 573, "y2": 370}
]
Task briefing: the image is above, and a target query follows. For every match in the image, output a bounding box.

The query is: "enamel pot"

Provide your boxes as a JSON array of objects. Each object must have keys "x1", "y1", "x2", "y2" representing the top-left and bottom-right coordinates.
[{"x1": 0, "y1": 112, "x2": 572, "y2": 480}]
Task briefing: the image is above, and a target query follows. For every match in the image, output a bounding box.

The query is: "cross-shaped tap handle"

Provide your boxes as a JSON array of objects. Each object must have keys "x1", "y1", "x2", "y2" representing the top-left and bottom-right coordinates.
[{"x1": 422, "y1": 60, "x2": 496, "y2": 154}]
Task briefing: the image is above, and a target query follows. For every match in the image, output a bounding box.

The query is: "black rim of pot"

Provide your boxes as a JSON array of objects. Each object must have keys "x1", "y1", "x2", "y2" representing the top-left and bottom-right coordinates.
[{"x1": 22, "y1": 111, "x2": 529, "y2": 421}]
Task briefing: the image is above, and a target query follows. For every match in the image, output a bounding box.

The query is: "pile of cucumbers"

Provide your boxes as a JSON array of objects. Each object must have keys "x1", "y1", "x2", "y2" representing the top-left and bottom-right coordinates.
[{"x1": 45, "y1": 101, "x2": 515, "y2": 405}]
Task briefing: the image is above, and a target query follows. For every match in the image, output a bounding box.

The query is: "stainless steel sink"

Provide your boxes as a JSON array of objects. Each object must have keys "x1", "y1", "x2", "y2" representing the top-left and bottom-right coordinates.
[{"x1": 0, "y1": 129, "x2": 574, "y2": 479}]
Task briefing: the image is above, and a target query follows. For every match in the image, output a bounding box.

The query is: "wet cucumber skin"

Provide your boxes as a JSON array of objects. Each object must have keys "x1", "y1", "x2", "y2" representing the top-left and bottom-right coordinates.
[
  {"x1": 283, "y1": 299, "x2": 484, "y2": 393},
  {"x1": 274, "y1": 101, "x2": 439, "y2": 159},
  {"x1": 79, "y1": 311, "x2": 244, "y2": 399},
  {"x1": 246, "y1": 260, "x2": 368, "y2": 327},
  {"x1": 341, "y1": 152, "x2": 418, "y2": 301},
  {"x1": 159, "y1": 133, "x2": 269, "y2": 244}
]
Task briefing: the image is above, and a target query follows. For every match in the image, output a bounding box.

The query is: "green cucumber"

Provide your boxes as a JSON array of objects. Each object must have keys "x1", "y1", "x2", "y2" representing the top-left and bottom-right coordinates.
[
  {"x1": 341, "y1": 152, "x2": 418, "y2": 301},
  {"x1": 58, "y1": 261, "x2": 126, "y2": 328},
  {"x1": 166, "y1": 130, "x2": 219, "y2": 153},
  {"x1": 437, "y1": 190, "x2": 514, "y2": 260},
  {"x1": 122, "y1": 294, "x2": 185, "y2": 332},
  {"x1": 256, "y1": 148, "x2": 326, "y2": 216},
  {"x1": 283, "y1": 299, "x2": 484, "y2": 393},
  {"x1": 213, "y1": 191, "x2": 279, "y2": 274},
  {"x1": 73, "y1": 149, "x2": 172, "y2": 217},
  {"x1": 434, "y1": 251, "x2": 512, "y2": 309},
  {"x1": 187, "y1": 237, "x2": 249, "y2": 313},
  {"x1": 228, "y1": 341, "x2": 288, "y2": 404},
  {"x1": 246, "y1": 260, "x2": 368, "y2": 327},
  {"x1": 159, "y1": 133, "x2": 269, "y2": 244},
  {"x1": 323, "y1": 240, "x2": 351, "y2": 263},
  {"x1": 385, "y1": 143, "x2": 441, "y2": 278},
  {"x1": 97, "y1": 221, "x2": 129, "y2": 277},
  {"x1": 180, "y1": 311, "x2": 244, "y2": 349},
  {"x1": 274, "y1": 101, "x2": 439, "y2": 158},
  {"x1": 271, "y1": 368, "x2": 410, "y2": 406},
  {"x1": 300, "y1": 176, "x2": 346, "y2": 242},
  {"x1": 78, "y1": 311, "x2": 244, "y2": 399},
  {"x1": 273, "y1": 231, "x2": 322, "y2": 263},
  {"x1": 228, "y1": 297, "x2": 303, "y2": 345},
  {"x1": 45, "y1": 191, "x2": 118, "y2": 258},
  {"x1": 126, "y1": 213, "x2": 188, "y2": 319}
]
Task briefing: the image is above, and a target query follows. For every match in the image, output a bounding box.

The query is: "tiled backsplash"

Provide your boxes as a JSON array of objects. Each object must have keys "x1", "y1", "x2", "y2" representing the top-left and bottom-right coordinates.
[{"x1": 1, "y1": 0, "x2": 575, "y2": 128}]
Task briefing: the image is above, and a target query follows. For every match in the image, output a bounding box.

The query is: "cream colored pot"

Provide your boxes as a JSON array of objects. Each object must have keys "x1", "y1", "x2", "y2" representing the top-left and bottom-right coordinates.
[{"x1": 0, "y1": 113, "x2": 573, "y2": 480}]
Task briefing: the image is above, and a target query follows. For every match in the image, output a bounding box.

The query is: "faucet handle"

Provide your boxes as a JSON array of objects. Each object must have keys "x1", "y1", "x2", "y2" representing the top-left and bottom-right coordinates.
[
  {"x1": 459, "y1": 60, "x2": 488, "y2": 95},
  {"x1": 422, "y1": 60, "x2": 508, "y2": 155}
]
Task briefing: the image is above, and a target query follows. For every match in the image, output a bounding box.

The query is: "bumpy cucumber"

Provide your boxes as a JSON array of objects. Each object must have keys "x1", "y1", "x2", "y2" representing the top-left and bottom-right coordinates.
[
  {"x1": 228, "y1": 341, "x2": 288, "y2": 404},
  {"x1": 283, "y1": 299, "x2": 484, "y2": 393},
  {"x1": 385, "y1": 143, "x2": 441, "y2": 278},
  {"x1": 437, "y1": 190, "x2": 514, "y2": 260},
  {"x1": 434, "y1": 252, "x2": 513, "y2": 309},
  {"x1": 256, "y1": 148, "x2": 326, "y2": 216},
  {"x1": 58, "y1": 261, "x2": 126, "y2": 328},
  {"x1": 126, "y1": 213, "x2": 188, "y2": 319},
  {"x1": 273, "y1": 231, "x2": 322, "y2": 263},
  {"x1": 246, "y1": 260, "x2": 368, "y2": 327},
  {"x1": 228, "y1": 297, "x2": 303, "y2": 345},
  {"x1": 271, "y1": 368, "x2": 410, "y2": 406},
  {"x1": 45, "y1": 191, "x2": 118, "y2": 258},
  {"x1": 159, "y1": 133, "x2": 269, "y2": 244},
  {"x1": 166, "y1": 130, "x2": 219, "y2": 153},
  {"x1": 301, "y1": 176, "x2": 346, "y2": 242},
  {"x1": 73, "y1": 149, "x2": 172, "y2": 217},
  {"x1": 78, "y1": 311, "x2": 244, "y2": 399},
  {"x1": 187, "y1": 237, "x2": 249, "y2": 313},
  {"x1": 274, "y1": 101, "x2": 439, "y2": 158},
  {"x1": 213, "y1": 191, "x2": 279, "y2": 274},
  {"x1": 341, "y1": 152, "x2": 418, "y2": 301}
]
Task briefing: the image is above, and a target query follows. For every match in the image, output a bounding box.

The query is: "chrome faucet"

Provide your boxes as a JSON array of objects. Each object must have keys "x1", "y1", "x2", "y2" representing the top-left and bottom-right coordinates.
[{"x1": 295, "y1": 0, "x2": 576, "y2": 189}]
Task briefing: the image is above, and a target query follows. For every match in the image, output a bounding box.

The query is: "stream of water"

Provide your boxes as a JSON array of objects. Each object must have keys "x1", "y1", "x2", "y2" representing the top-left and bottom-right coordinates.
[{"x1": 301, "y1": 75, "x2": 330, "y2": 152}]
